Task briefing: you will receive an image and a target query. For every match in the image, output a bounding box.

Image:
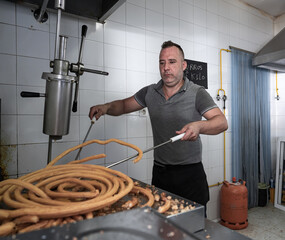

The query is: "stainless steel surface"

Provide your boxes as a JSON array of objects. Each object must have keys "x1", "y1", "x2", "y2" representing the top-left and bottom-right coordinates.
[
  {"x1": 42, "y1": 73, "x2": 75, "y2": 137},
  {"x1": 252, "y1": 26, "x2": 285, "y2": 72},
  {"x1": 54, "y1": 0, "x2": 65, "y2": 9},
  {"x1": 2, "y1": 207, "x2": 200, "y2": 240},
  {"x1": 136, "y1": 180, "x2": 205, "y2": 234},
  {"x1": 75, "y1": 120, "x2": 95, "y2": 160},
  {"x1": 81, "y1": 67, "x2": 109, "y2": 75},
  {"x1": 58, "y1": 35, "x2": 67, "y2": 60},
  {"x1": 0, "y1": 177, "x2": 250, "y2": 240},
  {"x1": 8, "y1": 0, "x2": 126, "y2": 23},
  {"x1": 54, "y1": 5, "x2": 62, "y2": 59}
]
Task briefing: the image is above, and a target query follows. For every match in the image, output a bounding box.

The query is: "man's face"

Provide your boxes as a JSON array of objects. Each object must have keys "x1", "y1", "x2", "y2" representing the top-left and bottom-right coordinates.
[{"x1": 159, "y1": 46, "x2": 187, "y2": 87}]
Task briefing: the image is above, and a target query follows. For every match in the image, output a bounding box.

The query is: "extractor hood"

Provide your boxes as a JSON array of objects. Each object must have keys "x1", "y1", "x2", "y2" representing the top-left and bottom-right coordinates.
[
  {"x1": 7, "y1": 0, "x2": 125, "y2": 23},
  {"x1": 252, "y1": 27, "x2": 285, "y2": 72}
]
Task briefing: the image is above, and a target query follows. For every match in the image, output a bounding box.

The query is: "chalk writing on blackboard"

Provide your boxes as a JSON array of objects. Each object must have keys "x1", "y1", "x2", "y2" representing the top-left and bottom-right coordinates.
[{"x1": 184, "y1": 59, "x2": 208, "y2": 89}]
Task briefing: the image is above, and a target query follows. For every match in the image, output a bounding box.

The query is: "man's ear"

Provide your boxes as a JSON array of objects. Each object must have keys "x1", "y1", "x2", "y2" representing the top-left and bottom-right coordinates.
[{"x1": 183, "y1": 60, "x2": 187, "y2": 71}]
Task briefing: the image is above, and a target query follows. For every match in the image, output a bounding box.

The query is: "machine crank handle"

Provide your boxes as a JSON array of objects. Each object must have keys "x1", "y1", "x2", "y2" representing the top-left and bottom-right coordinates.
[
  {"x1": 21, "y1": 91, "x2": 46, "y2": 98},
  {"x1": 81, "y1": 67, "x2": 109, "y2": 76}
]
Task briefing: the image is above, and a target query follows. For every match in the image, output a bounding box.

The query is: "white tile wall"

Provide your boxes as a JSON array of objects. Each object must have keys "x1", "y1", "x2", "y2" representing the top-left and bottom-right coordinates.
[
  {"x1": 1, "y1": 115, "x2": 17, "y2": 145},
  {"x1": 180, "y1": 1, "x2": 194, "y2": 23},
  {"x1": 146, "y1": 31, "x2": 164, "y2": 53},
  {"x1": 0, "y1": 24, "x2": 16, "y2": 55},
  {"x1": 107, "y1": 3, "x2": 126, "y2": 24},
  {"x1": 18, "y1": 115, "x2": 48, "y2": 144},
  {"x1": 17, "y1": 27, "x2": 49, "y2": 59},
  {"x1": 126, "y1": 25, "x2": 145, "y2": 50},
  {"x1": 104, "y1": 21, "x2": 126, "y2": 47},
  {"x1": 180, "y1": 20, "x2": 194, "y2": 41},
  {"x1": 194, "y1": 7, "x2": 207, "y2": 27},
  {"x1": 104, "y1": 44, "x2": 126, "y2": 69},
  {"x1": 0, "y1": 85, "x2": 17, "y2": 114},
  {"x1": 18, "y1": 143, "x2": 47, "y2": 174},
  {"x1": 164, "y1": 15, "x2": 180, "y2": 38},
  {"x1": 146, "y1": 0, "x2": 163, "y2": 13},
  {"x1": 126, "y1": 3, "x2": 146, "y2": 29},
  {"x1": 0, "y1": 1, "x2": 15, "y2": 24},
  {"x1": 105, "y1": 67, "x2": 126, "y2": 92},
  {"x1": 146, "y1": 10, "x2": 163, "y2": 34},
  {"x1": 79, "y1": 65, "x2": 105, "y2": 91},
  {"x1": 17, "y1": 56, "x2": 49, "y2": 86},
  {"x1": 164, "y1": 0, "x2": 179, "y2": 18},
  {"x1": 16, "y1": 4, "x2": 49, "y2": 31},
  {"x1": 0, "y1": 0, "x2": 281, "y2": 221},
  {"x1": 126, "y1": 48, "x2": 146, "y2": 72},
  {"x1": 0, "y1": 54, "x2": 16, "y2": 85},
  {"x1": 83, "y1": 40, "x2": 103, "y2": 66},
  {"x1": 126, "y1": 70, "x2": 146, "y2": 94}
]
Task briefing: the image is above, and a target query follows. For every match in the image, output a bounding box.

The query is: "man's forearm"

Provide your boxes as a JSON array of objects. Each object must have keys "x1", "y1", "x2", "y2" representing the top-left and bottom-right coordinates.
[
  {"x1": 106, "y1": 100, "x2": 125, "y2": 116},
  {"x1": 199, "y1": 115, "x2": 228, "y2": 135}
]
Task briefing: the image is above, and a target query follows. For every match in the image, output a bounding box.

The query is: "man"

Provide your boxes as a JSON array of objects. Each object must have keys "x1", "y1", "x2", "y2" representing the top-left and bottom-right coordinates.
[{"x1": 89, "y1": 41, "x2": 228, "y2": 212}]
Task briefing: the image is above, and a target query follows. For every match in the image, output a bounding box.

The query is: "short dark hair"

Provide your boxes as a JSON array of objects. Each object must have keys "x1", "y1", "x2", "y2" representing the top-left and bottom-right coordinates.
[{"x1": 161, "y1": 40, "x2": 185, "y2": 60}]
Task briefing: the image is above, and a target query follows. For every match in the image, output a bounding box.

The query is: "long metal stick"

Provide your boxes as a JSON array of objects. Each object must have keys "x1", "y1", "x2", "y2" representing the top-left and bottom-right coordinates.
[
  {"x1": 47, "y1": 136, "x2": 53, "y2": 164},
  {"x1": 106, "y1": 133, "x2": 185, "y2": 168},
  {"x1": 75, "y1": 120, "x2": 95, "y2": 160},
  {"x1": 107, "y1": 139, "x2": 172, "y2": 168}
]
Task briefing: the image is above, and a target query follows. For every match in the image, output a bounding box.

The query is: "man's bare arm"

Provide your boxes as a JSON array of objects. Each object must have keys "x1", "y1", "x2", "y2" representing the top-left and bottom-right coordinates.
[
  {"x1": 176, "y1": 108, "x2": 228, "y2": 141},
  {"x1": 89, "y1": 96, "x2": 143, "y2": 120}
]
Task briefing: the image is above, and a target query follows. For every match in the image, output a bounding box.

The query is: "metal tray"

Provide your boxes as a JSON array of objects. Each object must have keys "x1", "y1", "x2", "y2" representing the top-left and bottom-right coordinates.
[
  {"x1": 2, "y1": 207, "x2": 201, "y2": 240},
  {"x1": 133, "y1": 180, "x2": 205, "y2": 233}
]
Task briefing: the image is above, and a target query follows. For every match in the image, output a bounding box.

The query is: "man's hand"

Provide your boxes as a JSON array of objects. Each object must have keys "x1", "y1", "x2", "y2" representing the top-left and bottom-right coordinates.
[
  {"x1": 89, "y1": 104, "x2": 109, "y2": 120},
  {"x1": 175, "y1": 107, "x2": 228, "y2": 141},
  {"x1": 176, "y1": 122, "x2": 200, "y2": 141}
]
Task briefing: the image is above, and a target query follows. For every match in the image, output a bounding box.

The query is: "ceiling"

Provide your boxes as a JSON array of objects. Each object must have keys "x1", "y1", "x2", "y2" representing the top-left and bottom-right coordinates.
[{"x1": 240, "y1": 0, "x2": 285, "y2": 17}]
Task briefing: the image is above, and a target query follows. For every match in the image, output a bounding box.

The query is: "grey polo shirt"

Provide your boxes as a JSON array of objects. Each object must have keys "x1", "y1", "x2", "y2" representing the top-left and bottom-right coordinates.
[{"x1": 134, "y1": 78, "x2": 218, "y2": 165}]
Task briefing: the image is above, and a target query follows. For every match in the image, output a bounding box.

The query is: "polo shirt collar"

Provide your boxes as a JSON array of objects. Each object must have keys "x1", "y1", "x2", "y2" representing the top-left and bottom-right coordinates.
[{"x1": 154, "y1": 77, "x2": 190, "y2": 93}]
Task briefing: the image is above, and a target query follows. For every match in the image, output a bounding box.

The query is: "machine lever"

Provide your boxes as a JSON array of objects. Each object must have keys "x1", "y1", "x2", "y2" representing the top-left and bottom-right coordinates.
[
  {"x1": 21, "y1": 91, "x2": 46, "y2": 98},
  {"x1": 72, "y1": 25, "x2": 88, "y2": 112},
  {"x1": 81, "y1": 67, "x2": 109, "y2": 76}
]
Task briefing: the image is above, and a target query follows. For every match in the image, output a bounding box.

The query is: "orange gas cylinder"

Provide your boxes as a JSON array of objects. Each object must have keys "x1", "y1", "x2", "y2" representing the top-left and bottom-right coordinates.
[{"x1": 220, "y1": 178, "x2": 248, "y2": 230}]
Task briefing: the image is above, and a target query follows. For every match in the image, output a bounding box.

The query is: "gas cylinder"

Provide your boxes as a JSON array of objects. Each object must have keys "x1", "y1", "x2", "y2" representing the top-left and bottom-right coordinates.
[{"x1": 220, "y1": 178, "x2": 248, "y2": 230}]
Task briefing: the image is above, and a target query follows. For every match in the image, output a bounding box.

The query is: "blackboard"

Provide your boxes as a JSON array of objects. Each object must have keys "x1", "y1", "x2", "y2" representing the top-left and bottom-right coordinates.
[{"x1": 184, "y1": 59, "x2": 208, "y2": 89}]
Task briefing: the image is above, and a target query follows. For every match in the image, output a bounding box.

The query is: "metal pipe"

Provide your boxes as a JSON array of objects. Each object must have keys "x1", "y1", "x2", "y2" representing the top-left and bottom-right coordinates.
[
  {"x1": 54, "y1": 8, "x2": 62, "y2": 59},
  {"x1": 58, "y1": 36, "x2": 67, "y2": 60}
]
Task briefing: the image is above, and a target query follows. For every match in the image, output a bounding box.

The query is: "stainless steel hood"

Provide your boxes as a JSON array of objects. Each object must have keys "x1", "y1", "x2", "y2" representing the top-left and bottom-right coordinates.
[
  {"x1": 252, "y1": 27, "x2": 285, "y2": 72},
  {"x1": 7, "y1": 0, "x2": 125, "y2": 23}
]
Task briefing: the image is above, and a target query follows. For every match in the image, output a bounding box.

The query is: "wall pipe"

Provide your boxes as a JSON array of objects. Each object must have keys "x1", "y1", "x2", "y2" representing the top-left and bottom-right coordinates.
[
  {"x1": 276, "y1": 71, "x2": 280, "y2": 100},
  {"x1": 209, "y1": 48, "x2": 231, "y2": 188}
]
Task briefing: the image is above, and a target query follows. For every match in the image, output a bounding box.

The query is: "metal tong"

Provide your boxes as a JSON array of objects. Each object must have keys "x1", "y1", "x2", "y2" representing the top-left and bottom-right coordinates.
[
  {"x1": 107, "y1": 133, "x2": 185, "y2": 168},
  {"x1": 75, "y1": 119, "x2": 95, "y2": 160}
]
